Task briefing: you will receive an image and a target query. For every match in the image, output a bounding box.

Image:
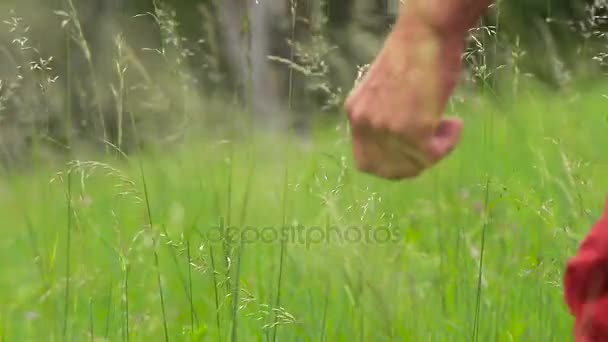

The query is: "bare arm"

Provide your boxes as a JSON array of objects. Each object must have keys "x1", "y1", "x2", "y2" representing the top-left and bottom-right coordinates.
[
  {"x1": 409, "y1": 0, "x2": 492, "y2": 36},
  {"x1": 345, "y1": 0, "x2": 491, "y2": 179}
]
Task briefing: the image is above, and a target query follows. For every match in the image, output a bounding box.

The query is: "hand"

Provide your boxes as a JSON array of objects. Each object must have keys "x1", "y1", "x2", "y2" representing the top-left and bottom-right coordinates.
[{"x1": 345, "y1": 12, "x2": 468, "y2": 180}]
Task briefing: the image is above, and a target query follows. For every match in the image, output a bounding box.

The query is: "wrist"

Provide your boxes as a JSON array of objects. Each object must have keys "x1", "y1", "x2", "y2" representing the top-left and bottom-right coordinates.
[{"x1": 398, "y1": 0, "x2": 491, "y2": 37}]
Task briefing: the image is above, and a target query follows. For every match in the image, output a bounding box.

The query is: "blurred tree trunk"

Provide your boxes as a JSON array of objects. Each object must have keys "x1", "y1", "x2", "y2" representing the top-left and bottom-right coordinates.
[
  {"x1": 348, "y1": 0, "x2": 391, "y2": 64},
  {"x1": 1, "y1": 0, "x2": 600, "y2": 164},
  {"x1": 72, "y1": 0, "x2": 119, "y2": 144},
  {"x1": 215, "y1": 0, "x2": 393, "y2": 131},
  {"x1": 249, "y1": 1, "x2": 286, "y2": 128},
  {"x1": 218, "y1": 0, "x2": 286, "y2": 131}
]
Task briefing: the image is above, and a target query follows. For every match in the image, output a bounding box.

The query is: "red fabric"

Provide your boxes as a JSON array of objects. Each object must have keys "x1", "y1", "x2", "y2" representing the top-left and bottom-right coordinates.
[{"x1": 565, "y1": 200, "x2": 608, "y2": 342}]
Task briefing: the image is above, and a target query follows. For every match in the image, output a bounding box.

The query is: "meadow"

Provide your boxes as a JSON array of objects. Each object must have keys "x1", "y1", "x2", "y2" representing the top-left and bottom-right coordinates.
[
  {"x1": 1, "y1": 78, "x2": 608, "y2": 341},
  {"x1": 2, "y1": 0, "x2": 608, "y2": 340}
]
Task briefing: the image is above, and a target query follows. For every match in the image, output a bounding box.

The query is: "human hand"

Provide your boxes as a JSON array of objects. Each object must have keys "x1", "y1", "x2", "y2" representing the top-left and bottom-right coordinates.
[{"x1": 345, "y1": 2, "x2": 488, "y2": 179}]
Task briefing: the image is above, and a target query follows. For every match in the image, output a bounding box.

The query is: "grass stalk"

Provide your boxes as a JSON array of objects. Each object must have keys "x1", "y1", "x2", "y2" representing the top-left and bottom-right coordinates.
[
  {"x1": 62, "y1": 169, "x2": 73, "y2": 339},
  {"x1": 65, "y1": 0, "x2": 109, "y2": 151},
  {"x1": 230, "y1": 142, "x2": 256, "y2": 342},
  {"x1": 89, "y1": 298, "x2": 94, "y2": 342},
  {"x1": 223, "y1": 142, "x2": 234, "y2": 293},
  {"x1": 123, "y1": 264, "x2": 130, "y2": 342},
  {"x1": 271, "y1": 3, "x2": 298, "y2": 340},
  {"x1": 139, "y1": 160, "x2": 170, "y2": 342},
  {"x1": 320, "y1": 284, "x2": 329, "y2": 342},
  {"x1": 187, "y1": 238, "x2": 196, "y2": 338},
  {"x1": 64, "y1": 7, "x2": 73, "y2": 149},
  {"x1": 209, "y1": 244, "x2": 222, "y2": 340},
  {"x1": 472, "y1": 177, "x2": 491, "y2": 342},
  {"x1": 271, "y1": 137, "x2": 291, "y2": 342},
  {"x1": 104, "y1": 280, "x2": 112, "y2": 340}
]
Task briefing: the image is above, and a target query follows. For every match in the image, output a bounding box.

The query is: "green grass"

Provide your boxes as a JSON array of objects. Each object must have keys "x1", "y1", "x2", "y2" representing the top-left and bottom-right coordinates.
[{"x1": 1, "y1": 82, "x2": 608, "y2": 341}]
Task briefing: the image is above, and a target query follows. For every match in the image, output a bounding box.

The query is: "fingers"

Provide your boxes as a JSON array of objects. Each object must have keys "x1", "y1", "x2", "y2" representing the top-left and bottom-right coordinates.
[
  {"x1": 350, "y1": 117, "x2": 463, "y2": 180},
  {"x1": 427, "y1": 117, "x2": 464, "y2": 162},
  {"x1": 351, "y1": 124, "x2": 427, "y2": 180}
]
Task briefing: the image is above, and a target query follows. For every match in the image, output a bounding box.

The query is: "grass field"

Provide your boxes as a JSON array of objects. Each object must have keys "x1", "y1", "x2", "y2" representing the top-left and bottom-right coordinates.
[{"x1": 1, "y1": 82, "x2": 608, "y2": 341}]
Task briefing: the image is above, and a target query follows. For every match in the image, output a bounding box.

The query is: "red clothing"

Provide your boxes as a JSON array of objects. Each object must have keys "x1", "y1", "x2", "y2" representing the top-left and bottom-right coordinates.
[{"x1": 565, "y1": 200, "x2": 608, "y2": 341}]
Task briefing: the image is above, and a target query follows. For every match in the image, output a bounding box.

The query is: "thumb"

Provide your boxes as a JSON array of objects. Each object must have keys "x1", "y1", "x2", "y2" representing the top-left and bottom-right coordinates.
[{"x1": 427, "y1": 117, "x2": 464, "y2": 162}]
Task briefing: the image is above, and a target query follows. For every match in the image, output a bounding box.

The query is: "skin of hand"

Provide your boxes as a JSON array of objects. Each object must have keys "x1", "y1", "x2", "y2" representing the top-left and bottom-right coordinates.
[{"x1": 345, "y1": 1, "x2": 490, "y2": 180}]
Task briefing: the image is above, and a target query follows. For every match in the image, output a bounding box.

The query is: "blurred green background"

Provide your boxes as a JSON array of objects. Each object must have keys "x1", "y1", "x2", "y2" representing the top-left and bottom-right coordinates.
[
  {"x1": 2, "y1": 1, "x2": 608, "y2": 341},
  {"x1": 0, "y1": 0, "x2": 607, "y2": 163}
]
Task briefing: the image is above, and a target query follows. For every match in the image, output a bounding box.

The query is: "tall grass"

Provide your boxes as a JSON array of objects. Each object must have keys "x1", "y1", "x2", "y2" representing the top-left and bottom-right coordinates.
[
  {"x1": 1, "y1": 1, "x2": 608, "y2": 341},
  {"x1": 62, "y1": 170, "x2": 73, "y2": 339},
  {"x1": 2, "y1": 85, "x2": 608, "y2": 340}
]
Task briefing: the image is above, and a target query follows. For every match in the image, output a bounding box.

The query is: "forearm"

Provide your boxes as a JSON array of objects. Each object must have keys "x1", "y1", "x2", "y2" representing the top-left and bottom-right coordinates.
[
  {"x1": 398, "y1": 0, "x2": 492, "y2": 36},
  {"x1": 345, "y1": 1, "x2": 488, "y2": 179}
]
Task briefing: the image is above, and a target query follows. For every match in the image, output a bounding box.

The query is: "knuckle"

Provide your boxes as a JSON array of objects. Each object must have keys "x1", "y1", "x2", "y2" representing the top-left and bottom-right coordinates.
[
  {"x1": 345, "y1": 95, "x2": 358, "y2": 116},
  {"x1": 346, "y1": 103, "x2": 365, "y2": 125},
  {"x1": 344, "y1": 100, "x2": 353, "y2": 116},
  {"x1": 345, "y1": 92, "x2": 375, "y2": 128}
]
